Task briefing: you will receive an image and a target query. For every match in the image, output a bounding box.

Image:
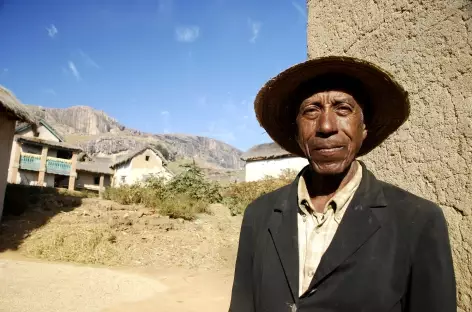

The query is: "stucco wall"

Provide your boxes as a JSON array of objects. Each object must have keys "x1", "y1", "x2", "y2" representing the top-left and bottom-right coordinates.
[
  {"x1": 114, "y1": 149, "x2": 171, "y2": 186},
  {"x1": 17, "y1": 170, "x2": 54, "y2": 187},
  {"x1": 0, "y1": 114, "x2": 16, "y2": 219},
  {"x1": 16, "y1": 124, "x2": 60, "y2": 142},
  {"x1": 245, "y1": 157, "x2": 309, "y2": 182},
  {"x1": 307, "y1": 1, "x2": 471, "y2": 310},
  {"x1": 114, "y1": 161, "x2": 132, "y2": 186},
  {"x1": 76, "y1": 171, "x2": 111, "y2": 190}
]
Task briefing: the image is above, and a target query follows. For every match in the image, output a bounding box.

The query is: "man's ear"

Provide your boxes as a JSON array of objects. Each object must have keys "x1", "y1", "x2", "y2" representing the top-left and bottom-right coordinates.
[{"x1": 362, "y1": 123, "x2": 367, "y2": 141}]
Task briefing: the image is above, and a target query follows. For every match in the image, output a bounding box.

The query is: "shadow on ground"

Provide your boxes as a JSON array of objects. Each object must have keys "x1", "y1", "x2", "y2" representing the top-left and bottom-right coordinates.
[{"x1": 0, "y1": 184, "x2": 84, "y2": 252}]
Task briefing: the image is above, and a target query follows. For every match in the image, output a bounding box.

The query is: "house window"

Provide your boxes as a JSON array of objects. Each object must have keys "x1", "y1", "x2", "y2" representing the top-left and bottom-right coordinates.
[
  {"x1": 94, "y1": 176, "x2": 100, "y2": 185},
  {"x1": 121, "y1": 176, "x2": 126, "y2": 183},
  {"x1": 145, "y1": 155, "x2": 150, "y2": 161}
]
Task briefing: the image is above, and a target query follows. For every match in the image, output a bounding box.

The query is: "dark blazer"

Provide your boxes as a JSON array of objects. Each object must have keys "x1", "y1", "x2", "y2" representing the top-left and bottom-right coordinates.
[{"x1": 229, "y1": 162, "x2": 456, "y2": 312}]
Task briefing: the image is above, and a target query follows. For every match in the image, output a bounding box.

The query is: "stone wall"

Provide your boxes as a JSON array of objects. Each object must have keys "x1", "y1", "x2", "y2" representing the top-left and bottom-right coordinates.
[{"x1": 307, "y1": 0, "x2": 471, "y2": 310}]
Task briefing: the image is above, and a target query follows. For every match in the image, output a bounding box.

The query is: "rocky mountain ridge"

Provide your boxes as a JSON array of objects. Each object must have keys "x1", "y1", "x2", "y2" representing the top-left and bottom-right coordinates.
[{"x1": 25, "y1": 105, "x2": 244, "y2": 169}]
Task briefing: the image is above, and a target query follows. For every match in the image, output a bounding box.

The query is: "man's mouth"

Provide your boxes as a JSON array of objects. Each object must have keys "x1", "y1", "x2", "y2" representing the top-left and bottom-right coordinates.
[{"x1": 314, "y1": 146, "x2": 344, "y2": 154}]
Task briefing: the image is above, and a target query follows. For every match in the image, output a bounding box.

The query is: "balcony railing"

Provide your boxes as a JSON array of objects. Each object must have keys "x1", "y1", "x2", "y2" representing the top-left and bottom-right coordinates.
[
  {"x1": 19, "y1": 153, "x2": 41, "y2": 171},
  {"x1": 46, "y1": 157, "x2": 72, "y2": 176}
]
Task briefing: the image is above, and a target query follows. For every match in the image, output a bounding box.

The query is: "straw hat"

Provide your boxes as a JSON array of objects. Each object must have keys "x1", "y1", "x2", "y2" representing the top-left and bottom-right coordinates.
[{"x1": 254, "y1": 56, "x2": 410, "y2": 157}]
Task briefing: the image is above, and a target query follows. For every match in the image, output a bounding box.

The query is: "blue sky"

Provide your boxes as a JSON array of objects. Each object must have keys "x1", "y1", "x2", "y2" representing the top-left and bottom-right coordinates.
[{"x1": 0, "y1": 0, "x2": 307, "y2": 151}]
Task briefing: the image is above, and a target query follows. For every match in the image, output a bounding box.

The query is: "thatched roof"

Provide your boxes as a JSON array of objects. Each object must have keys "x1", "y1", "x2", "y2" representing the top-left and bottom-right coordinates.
[
  {"x1": 0, "y1": 85, "x2": 36, "y2": 123},
  {"x1": 16, "y1": 136, "x2": 82, "y2": 152},
  {"x1": 77, "y1": 157, "x2": 114, "y2": 175},
  {"x1": 110, "y1": 146, "x2": 168, "y2": 168},
  {"x1": 241, "y1": 142, "x2": 297, "y2": 161}
]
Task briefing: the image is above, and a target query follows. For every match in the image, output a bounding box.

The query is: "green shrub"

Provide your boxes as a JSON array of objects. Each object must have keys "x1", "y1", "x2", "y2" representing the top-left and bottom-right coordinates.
[
  {"x1": 158, "y1": 194, "x2": 210, "y2": 220},
  {"x1": 104, "y1": 163, "x2": 221, "y2": 220},
  {"x1": 104, "y1": 163, "x2": 298, "y2": 218},
  {"x1": 222, "y1": 169, "x2": 298, "y2": 215}
]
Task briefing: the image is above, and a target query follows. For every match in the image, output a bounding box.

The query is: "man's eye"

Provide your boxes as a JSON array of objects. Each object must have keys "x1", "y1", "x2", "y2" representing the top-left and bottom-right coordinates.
[
  {"x1": 303, "y1": 105, "x2": 320, "y2": 115},
  {"x1": 337, "y1": 105, "x2": 352, "y2": 114}
]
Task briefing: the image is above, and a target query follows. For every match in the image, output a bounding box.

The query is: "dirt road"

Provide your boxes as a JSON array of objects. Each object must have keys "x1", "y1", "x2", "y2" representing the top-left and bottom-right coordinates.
[{"x1": 0, "y1": 254, "x2": 233, "y2": 312}]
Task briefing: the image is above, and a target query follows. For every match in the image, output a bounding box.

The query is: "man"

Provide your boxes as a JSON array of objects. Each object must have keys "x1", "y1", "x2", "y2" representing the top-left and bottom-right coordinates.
[{"x1": 229, "y1": 56, "x2": 456, "y2": 312}]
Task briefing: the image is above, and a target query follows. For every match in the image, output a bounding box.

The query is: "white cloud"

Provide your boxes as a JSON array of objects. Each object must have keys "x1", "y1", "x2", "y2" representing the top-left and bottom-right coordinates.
[
  {"x1": 68, "y1": 61, "x2": 81, "y2": 81},
  {"x1": 248, "y1": 19, "x2": 262, "y2": 43},
  {"x1": 175, "y1": 26, "x2": 200, "y2": 43},
  {"x1": 161, "y1": 111, "x2": 170, "y2": 116},
  {"x1": 46, "y1": 24, "x2": 58, "y2": 38},
  {"x1": 78, "y1": 50, "x2": 100, "y2": 69},
  {"x1": 291, "y1": 1, "x2": 307, "y2": 19}
]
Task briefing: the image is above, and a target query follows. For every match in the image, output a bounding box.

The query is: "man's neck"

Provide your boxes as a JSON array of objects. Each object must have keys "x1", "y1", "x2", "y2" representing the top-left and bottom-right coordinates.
[{"x1": 305, "y1": 161, "x2": 358, "y2": 212}]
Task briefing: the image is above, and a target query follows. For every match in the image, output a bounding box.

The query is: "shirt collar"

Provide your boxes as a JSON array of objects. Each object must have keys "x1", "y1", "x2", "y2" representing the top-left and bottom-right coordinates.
[{"x1": 297, "y1": 160, "x2": 363, "y2": 216}]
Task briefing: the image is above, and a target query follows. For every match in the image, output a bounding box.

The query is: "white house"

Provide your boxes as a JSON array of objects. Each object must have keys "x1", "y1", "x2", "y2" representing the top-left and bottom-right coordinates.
[
  {"x1": 242, "y1": 142, "x2": 309, "y2": 182},
  {"x1": 110, "y1": 146, "x2": 173, "y2": 186}
]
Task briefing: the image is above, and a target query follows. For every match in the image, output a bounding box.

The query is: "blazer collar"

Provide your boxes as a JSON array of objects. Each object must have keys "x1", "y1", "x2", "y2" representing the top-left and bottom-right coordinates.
[{"x1": 268, "y1": 160, "x2": 387, "y2": 300}]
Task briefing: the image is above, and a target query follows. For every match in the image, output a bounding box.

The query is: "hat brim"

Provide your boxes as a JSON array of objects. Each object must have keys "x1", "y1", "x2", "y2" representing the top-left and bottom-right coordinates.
[{"x1": 254, "y1": 56, "x2": 410, "y2": 157}]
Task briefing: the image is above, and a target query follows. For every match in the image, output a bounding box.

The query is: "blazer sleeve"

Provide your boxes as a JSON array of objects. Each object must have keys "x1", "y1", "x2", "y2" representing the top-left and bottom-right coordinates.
[
  {"x1": 405, "y1": 205, "x2": 457, "y2": 312},
  {"x1": 228, "y1": 204, "x2": 256, "y2": 312}
]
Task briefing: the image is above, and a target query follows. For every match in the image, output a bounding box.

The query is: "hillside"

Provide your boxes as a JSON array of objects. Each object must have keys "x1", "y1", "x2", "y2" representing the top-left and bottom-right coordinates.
[{"x1": 25, "y1": 105, "x2": 245, "y2": 170}]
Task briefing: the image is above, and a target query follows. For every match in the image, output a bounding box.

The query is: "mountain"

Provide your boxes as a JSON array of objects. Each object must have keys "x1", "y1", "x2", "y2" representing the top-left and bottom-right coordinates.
[{"x1": 25, "y1": 105, "x2": 244, "y2": 170}]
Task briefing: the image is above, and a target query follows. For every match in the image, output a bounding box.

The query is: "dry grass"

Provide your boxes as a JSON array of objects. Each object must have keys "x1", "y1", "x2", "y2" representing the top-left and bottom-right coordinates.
[
  {"x1": 4, "y1": 198, "x2": 241, "y2": 270},
  {"x1": 22, "y1": 223, "x2": 122, "y2": 265}
]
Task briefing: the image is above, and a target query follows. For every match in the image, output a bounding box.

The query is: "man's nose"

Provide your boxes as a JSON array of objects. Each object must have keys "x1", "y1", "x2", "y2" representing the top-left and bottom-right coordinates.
[{"x1": 316, "y1": 110, "x2": 338, "y2": 137}]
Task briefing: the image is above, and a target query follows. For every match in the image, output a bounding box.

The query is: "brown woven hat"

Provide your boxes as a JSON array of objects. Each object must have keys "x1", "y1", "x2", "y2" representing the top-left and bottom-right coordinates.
[{"x1": 254, "y1": 56, "x2": 410, "y2": 157}]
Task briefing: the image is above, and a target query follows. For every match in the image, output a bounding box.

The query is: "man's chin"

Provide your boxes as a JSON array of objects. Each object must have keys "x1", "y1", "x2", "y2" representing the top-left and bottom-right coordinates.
[{"x1": 309, "y1": 160, "x2": 351, "y2": 176}]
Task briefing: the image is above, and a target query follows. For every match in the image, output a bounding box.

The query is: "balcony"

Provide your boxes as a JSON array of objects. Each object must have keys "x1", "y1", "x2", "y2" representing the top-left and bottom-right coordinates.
[
  {"x1": 19, "y1": 153, "x2": 72, "y2": 176},
  {"x1": 19, "y1": 153, "x2": 41, "y2": 171},
  {"x1": 46, "y1": 157, "x2": 72, "y2": 176}
]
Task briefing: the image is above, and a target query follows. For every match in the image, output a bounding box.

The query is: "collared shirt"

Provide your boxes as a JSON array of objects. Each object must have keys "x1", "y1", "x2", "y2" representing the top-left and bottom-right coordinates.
[{"x1": 297, "y1": 161, "x2": 363, "y2": 296}]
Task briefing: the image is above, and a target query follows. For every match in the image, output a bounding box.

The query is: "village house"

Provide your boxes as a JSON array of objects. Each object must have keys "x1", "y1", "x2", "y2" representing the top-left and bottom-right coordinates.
[
  {"x1": 110, "y1": 146, "x2": 173, "y2": 186},
  {"x1": 0, "y1": 86, "x2": 36, "y2": 219},
  {"x1": 7, "y1": 119, "x2": 81, "y2": 190},
  {"x1": 241, "y1": 142, "x2": 308, "y2": 182},
  {"x1": 6, "y1": 103, "x2": 173, "y2": 194},
  {"x1": 75, "y1": 153, "x2": 114, "y2": 192}
]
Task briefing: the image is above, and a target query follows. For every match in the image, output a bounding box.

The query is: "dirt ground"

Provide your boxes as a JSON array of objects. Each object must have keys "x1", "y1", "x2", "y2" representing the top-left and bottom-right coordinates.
[
  {"x1": 0, "y1": 197, "x2": 242, "y2": 311},
  {"x1": 0, "y1": 197, "x2": 242, "y2": 270},
  {"x1": 0, "y1": 254, "x2": 234, "y2": 312}
]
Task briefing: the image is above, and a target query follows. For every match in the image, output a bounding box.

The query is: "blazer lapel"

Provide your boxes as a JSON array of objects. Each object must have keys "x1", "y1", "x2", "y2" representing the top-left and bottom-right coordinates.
[
  {"x1": 308, "y1": 162, "x2": 388, "y2": 289},
  {"x1": 268, "y1": 175, "x2": 301, "y2": 303}
]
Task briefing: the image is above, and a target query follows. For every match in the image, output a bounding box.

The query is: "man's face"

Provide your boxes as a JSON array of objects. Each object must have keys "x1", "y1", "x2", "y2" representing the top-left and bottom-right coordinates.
[{"x1": 296, "y1": 90, "x2": 367, "y2": 175}]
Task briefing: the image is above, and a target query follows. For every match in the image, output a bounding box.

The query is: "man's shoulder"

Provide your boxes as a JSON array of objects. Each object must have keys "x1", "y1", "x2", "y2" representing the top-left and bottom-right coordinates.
[
  {"x1": 377, "y1": 178, "x2": 444, "y2": 221},
  {"x1": 243, "y1": 183, "x2": 293, "y2": 220}
]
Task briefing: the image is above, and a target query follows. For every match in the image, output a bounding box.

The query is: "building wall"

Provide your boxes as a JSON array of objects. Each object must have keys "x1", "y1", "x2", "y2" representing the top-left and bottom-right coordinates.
[
  {"x1": 8, "y1": 124, "x2": 59, "y2": 181},
  {"x1": 16, "y1": 170, "x2": 54, "y2": 187},
  {"x1": 113, "y1": 149, "x2": 171, "y2": 186},
  {"x1": 0, "y1": 115, "x2": 16, "y2": 218},
  {"x1": 307, "y1": 1, "x2": 471, "y2": 310},
  {"x1": 16, "y1": 124, "x2": 60, "y2": 142},
  {"x1": 114, "y1": 161, "x2": 132, "y2": 186},
  {"x1": 76, "y1": 171, "x2": 111, "y2": 190},
  {"x1": 245, "y1": 157, "x2": 309, "y2": 182}
]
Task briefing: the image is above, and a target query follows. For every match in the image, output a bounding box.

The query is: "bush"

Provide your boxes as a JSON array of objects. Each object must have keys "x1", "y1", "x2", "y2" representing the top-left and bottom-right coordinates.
[
  {"x1": 104, "y1": 163, "x2": 298, "y2": 218},
  {"x1": 104, "y1": 163, "x2": 221, "y2": 219},
  {"x1": 222, "y1": 169, "x2": 298, "y2": 215}
]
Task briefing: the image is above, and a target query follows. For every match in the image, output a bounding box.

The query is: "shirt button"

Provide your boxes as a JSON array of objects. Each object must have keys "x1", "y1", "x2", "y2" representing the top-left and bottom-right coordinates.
[{"x1": 308, "y1": 271, "x2": 315, "y2": 277}]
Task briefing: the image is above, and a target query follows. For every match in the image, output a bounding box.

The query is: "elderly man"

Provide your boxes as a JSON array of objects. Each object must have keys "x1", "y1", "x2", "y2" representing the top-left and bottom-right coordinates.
[{"x1": 229, "y1": 56, "x2": 456, "y2": 312}]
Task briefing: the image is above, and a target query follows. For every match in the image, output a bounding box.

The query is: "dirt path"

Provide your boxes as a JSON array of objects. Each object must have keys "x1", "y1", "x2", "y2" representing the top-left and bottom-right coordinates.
[{"x1": 0, "y1": 254, "x2": 233, "y2": 312}]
